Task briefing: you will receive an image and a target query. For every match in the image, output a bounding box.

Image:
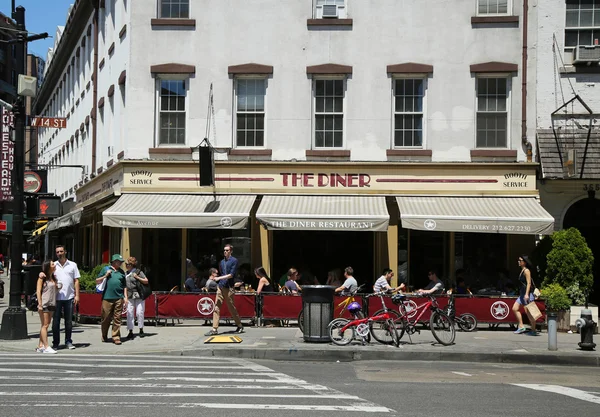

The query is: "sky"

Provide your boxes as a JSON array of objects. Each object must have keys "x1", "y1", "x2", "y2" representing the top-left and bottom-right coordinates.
[{"x1": 2, "y1": 0, "x2": 75, "y2": 59}]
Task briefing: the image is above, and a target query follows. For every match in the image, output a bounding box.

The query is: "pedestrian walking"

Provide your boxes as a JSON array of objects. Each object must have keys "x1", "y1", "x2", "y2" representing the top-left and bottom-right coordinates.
[
  {"x1": 124, "y1": 257, "x2": 148, "y2": 340},
  {"x1": 36, "y1": 260, "x2": 58, "y2": 354},
  {"x1": 204, "y1": 244, "x2": 244, "y2": 336},
  {"x1": 52, "y1": 244, "x2": 81, "y2": 350},
  {"x1": 97, "y1": 254, "x2": 128, "y2": 345},
  {"x1": 512, "y1": 255, "x2": 538, "y2": 335}
]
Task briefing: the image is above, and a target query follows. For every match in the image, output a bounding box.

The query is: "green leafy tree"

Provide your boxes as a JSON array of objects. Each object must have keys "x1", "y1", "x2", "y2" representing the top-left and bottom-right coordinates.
[
  {"x1": 544, "y1": 228, "x2": 594, "y2": 304},
  {"x1": 78, "y1": 263, "x2": 109, "y2": 292}
]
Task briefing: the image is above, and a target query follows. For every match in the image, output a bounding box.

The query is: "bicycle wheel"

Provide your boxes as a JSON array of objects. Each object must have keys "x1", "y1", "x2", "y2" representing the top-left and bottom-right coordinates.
[
  {"x1": 429, "y1": 311, "x2": 455, "y2": 346},
  {"x1": 353, "y1": 311, "x2": 371, "y2": 343},
  {"x1": 369, "y1": 310, "x2": 399, "y2": 344},
  {"x1": 457, "y1": 313, "x2": 478, "y2": 332},
  {"x1": 328, "y1": 318, "x2": 354, "y2": 346},
  {"x1": 298, "y1": 310, "x2": 304, "y2": 333}
]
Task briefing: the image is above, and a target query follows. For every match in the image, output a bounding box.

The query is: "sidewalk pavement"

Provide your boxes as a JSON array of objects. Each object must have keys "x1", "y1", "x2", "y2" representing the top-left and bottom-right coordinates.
[{"x1": 1, "y1": 274, "x2": 598, "y2": 366}]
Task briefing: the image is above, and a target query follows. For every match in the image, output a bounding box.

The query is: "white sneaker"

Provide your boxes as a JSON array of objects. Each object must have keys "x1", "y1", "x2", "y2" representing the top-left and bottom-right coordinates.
[
  {"x1": 35, "y1": 347, "x2": 44, "y2": 353},
  {"x1": 43, "y1": 346, "x2": 57, "y2": 354}
]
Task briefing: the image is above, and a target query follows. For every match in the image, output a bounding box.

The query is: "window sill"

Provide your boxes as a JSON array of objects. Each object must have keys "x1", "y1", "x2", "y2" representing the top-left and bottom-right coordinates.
[
  {"x1": 307, "y1": 18, "x2": 353, "y2": 28},
  {"x1": 471, "y1": 15, "x2": 519, "y2": 25},
  {"x1": 386, "y1": 149, "x2": 432, "y2": 157},
  {"x1": 559, "y1": 65, "x2": 600, "y2": 74},
  {"x1": 229, "y1": 149, "x2": 272, "y2": 156},
  {"x1": 151, "y1": 18, "x2": 196, "y2": 28},
  {"x1": 306, "y1": 150, "x2": 350, "y2": 158},
  {"x1": 471, "y1": 149, "x2": 517, "y2": 158},
  {"x1": 149, "y1": 147, "x2": 193, "y2": 155}
]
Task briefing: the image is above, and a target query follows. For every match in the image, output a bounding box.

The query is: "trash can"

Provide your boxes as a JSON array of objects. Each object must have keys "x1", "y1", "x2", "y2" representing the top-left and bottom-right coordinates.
[
  {"x1": 22, "y1": 264, "x2": 43, "y2": 295},
  {"x1": 301, "y1": 285, "x2": 334, "y2": 343}
]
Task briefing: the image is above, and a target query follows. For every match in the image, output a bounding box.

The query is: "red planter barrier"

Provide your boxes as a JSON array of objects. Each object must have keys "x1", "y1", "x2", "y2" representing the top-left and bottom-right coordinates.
[
  {"x1": 78, "y1": 292, "x2": 157, "y2": 319},
  {"x1": 156, "y1": 292, "x2": 256, "y2": 319},
  {"x1": 261, "y1": 293, "x2": 302, "y2": 319},
  {"x1": 78, "y1": 292, "x2": 545, "y2": 325}
]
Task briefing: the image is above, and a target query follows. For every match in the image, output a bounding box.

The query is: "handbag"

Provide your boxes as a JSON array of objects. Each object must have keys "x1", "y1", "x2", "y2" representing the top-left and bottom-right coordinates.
[
  {"x1": 133, "y1": 270, "x2": 152, "y2": 300},
  {"x1": 95, "y1": 266, "x2": 110, "y2": 293},
  {"x1": 533, "y1": 288, "x2": 541, "y2": 299},
  {"x1": 524, "y1": 301, "x2": 542, "y2": 321},
  {"x1": 26, "y1": 293, "x2": 39, "y2": 311}
]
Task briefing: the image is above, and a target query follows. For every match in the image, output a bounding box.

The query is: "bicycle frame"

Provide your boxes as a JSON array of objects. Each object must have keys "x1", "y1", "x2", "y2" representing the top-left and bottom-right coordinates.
[
  {"x1": 397, "y1": 294, "x2": 440, "y2": 325},
  {"x1": 338, "y1": 293, "x2": 392, "y2": 333}
]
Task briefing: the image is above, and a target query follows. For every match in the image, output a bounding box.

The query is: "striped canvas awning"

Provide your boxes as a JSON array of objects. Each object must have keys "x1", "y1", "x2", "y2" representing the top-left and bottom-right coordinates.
[
  {"x1": 47, "y1": 208, "x2": 83, "y2": 232},
  {"x1": 102, "y1": 194, "x2": 256, "y2": 229},
  {"x1": 396, "y1": 196, "x2": 555, "y2": 235},
  {"x1": 256, "y1": 195, "x2": 389, "y2": 232}
]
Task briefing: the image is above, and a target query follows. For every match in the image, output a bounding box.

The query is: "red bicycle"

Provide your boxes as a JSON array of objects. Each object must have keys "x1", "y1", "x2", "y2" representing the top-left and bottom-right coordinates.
[
  {"x1": 327, "y1": 292, "x2": 400, "y2": 347},
  {"x1": 389, "y1": 293, "x2": 456, "y2": 346}
]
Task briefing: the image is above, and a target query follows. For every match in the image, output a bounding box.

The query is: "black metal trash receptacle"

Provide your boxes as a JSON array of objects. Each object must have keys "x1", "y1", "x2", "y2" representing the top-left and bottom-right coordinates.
[
  {"x1": 22, "y1": 264, "x2": 43, "y2": 295},
  {"x1": 302, "y1": 285, "x2": 334, "y2": 343}
]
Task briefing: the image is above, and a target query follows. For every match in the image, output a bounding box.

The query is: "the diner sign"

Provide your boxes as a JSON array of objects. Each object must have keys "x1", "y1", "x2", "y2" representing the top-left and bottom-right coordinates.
[{"x1": 109, "y1": 162, "x2": 539, "y2": 197}]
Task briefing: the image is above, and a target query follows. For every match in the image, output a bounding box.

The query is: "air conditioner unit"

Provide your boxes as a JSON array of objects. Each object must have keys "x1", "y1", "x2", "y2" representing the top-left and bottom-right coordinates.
[
  {"x1": 573, "y1": 45, "x2": 600, "y2": 65},
  {"x1": 322, "y1": 4, "x2": 338, "y2": 18}
]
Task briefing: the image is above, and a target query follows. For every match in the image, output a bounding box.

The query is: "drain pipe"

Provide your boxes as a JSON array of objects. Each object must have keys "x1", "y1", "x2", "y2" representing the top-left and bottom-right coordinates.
[{"x1": 522, "y1": 0, "x2": 532, "y2": 162}]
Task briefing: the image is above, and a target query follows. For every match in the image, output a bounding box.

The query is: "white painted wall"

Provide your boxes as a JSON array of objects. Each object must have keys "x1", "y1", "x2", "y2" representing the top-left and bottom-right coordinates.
[
  {"x1": 127, "y1": 0, "x2": 528, "y2": 162},
  {"x1": 536, "y1": 0, "x2": 600, "y2": 127}
]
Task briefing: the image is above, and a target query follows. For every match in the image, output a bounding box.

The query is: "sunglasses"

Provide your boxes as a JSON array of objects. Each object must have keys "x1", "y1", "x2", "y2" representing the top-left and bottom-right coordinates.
[{"x1": 224, "y1": 249, "x2": 231, "y2": 252}]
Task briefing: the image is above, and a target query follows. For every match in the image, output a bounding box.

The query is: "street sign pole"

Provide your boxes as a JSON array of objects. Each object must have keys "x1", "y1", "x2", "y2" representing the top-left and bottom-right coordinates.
[{"x1": 0, "y1": 6, "x2": 28, "y2": 340}]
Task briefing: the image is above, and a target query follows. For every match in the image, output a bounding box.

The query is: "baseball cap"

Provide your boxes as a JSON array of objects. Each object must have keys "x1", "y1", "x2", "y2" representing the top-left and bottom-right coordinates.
[{"x1": 111, "y1": 254, "x2": 124, "y2": 262}]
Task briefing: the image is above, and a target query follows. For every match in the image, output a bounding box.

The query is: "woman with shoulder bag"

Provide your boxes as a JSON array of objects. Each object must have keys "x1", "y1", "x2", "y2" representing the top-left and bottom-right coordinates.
[
  {"x1": 36, "y1": 260, "x2": 59, "y2": 353},
  {"x1": 512, "y1": 255, "x2": 539, "y2": 336},
  {"x1": 125, "y1": 257, "x2": 148, "y2": 340}
]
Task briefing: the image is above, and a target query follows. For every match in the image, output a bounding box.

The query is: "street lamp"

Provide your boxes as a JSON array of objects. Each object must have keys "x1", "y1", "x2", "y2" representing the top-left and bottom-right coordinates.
[{"x1": 0, "y1": 6, "x2": 47, "y2": 340}]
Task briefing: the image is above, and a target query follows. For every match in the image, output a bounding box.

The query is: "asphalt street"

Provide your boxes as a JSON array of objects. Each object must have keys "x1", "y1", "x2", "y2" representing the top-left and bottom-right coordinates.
[{"x1": 0, "y1": 354, "x2": 598, "y2": 417}]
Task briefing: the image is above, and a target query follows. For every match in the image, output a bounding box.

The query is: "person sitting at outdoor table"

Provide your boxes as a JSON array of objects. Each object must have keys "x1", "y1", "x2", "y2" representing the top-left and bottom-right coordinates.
[
  {"x1": 373, "y1": 268, "x2": 405, "y2": 293},
  {"x1": 285, "y1": 268, "x2": 302, "y2": 294},
  {"x1": 185, "y1": 274, "x2": 201, "y2": 293},
  {"x1": 202, "y1": 268, "x2": 218, "y2": 293},
  {"x1": 455, "y1": 276, "x2": 472, "y2": 295},
  {"x1": 417, "y1": 269, "x2": 445, "y2": 295},
  {"x1": 255, "y1": 267, "x2": 275, "y2": 294},
  {"x1": 335, "y1": 266, "x2": 358, "y2": 296}
]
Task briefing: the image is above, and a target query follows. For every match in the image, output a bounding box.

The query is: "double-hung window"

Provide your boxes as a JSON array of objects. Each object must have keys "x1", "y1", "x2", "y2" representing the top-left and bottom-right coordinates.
[
  {"x1": 315, "y1": 0, "x2": 347, "y2": 19},
  {"x1": 235, "y1": 78, "x2": 266, "y2": 147},
  {"x1": 158, "y1": 79, "x2": 186, "y2": 145},
  {"x1": 565, "y1": 0, "x2": 600, "y2": 48},
  {"x1": 394, "y1": 78, "x2": 425, "y2": 148},
  {"x1": 476, "y1": 77, "x2": 508, "y2": 148},
  {"x1": 314, "y1": 79, "x2": 344, "y2": 148},
  {"x1": 477, "y1": 0, "x2": 509, "y2": 15},
  {"x1": 159, "y1": 0, "x2": 189, "y2": 19}
]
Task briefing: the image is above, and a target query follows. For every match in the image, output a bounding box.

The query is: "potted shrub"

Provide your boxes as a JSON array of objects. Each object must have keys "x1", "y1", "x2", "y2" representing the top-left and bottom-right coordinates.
[
  {"x1": 541, "y1": 228, "x2": 595, "y2": 330},
  {"x1": 540, "y1": 283, "x2": 572, "y2": 330}
]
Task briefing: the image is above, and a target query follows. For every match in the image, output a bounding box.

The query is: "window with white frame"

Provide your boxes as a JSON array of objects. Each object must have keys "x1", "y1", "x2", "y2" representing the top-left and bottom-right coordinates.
[
  {"x1": 235, "y1": 78, "x2": 266, "y2": 147},
  {"x1": 158, "y1": 79, "x2": 186, "y2": 145},
  {"x1": 394, "y1": 78, "x2": 425, "y2": 147},
  {"x1": 476, "y1": 77, "x2": 508, "y2": 148},
  {"x1": 477, "y1": 0, "x2": 509, "y2": 15},
  {"x1": 565, "y1": 0, "x2": 600, "y2": 48},
  {"x1": 159, "y1": 0, "x2": 189, "y2": 18},
  {"x1": 315, "y1": 0, "x2": 347, "y2": 19},
  {"x1": 314, "y1": 79, "x2": 344, "y2": 148}
]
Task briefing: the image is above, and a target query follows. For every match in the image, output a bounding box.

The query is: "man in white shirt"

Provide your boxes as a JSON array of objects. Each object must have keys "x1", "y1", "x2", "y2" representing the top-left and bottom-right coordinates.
[
  {"x1": 373, "y1": 268, "x2": 405, "y2": 293},
  {"x1": 335, "y1": 266, "x2": 358, "y2": 296},
  {"x1": 52, "y1": 245, "x2": 81, "y2": 350},
  {"x1": 417, "y1": 270, "x2": 445, "y2": 295}
]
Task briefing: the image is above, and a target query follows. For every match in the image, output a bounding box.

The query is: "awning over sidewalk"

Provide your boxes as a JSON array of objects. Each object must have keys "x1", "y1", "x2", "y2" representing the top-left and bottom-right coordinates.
[
  {"x1": 396, "y1": 196, "x2": 555, "y2": 235},
  {"x1": 47, "y1": 208, "x2": 83, "y2": 232},
  {"x1": 256, "y1": 195, "x2": 389, "y2": 231},
  {"x1": 102, "y1": 194, "x2": 256, "y2": 229}
]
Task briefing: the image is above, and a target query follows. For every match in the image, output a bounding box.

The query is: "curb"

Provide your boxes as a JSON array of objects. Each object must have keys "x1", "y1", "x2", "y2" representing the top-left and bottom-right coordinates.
[{"x1": 175, "y1": 347, "x2": 600, "y2": 367}]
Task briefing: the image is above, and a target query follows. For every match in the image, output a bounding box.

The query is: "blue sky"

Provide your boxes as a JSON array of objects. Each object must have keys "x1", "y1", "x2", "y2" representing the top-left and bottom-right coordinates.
[{"x1": 2, "y1": 0, "x2": 75, "y2": 59}]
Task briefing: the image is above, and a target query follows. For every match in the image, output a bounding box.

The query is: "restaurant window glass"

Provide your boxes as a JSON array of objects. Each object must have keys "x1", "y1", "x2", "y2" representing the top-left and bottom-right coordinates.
[{"x1": 455, "y1": 232, "x2": 507, "y2": 293}]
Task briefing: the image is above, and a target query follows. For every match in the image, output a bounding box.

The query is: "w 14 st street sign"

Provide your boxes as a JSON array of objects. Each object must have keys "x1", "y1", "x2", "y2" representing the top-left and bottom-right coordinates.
[{"x1": 30, "y1": 117, "x2": 67, "y2": 129}]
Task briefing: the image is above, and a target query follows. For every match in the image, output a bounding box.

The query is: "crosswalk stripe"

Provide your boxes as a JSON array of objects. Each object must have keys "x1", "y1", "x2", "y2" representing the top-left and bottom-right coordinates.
[
  {"x1": 0, "y1": 383, "x2": 314, "y2": 390},
  {"x1": 0, "y1": 391, "x2": 361, "y2": 400},
  {"x1": 0, "y1": 361, "x2": 250, "y2": 369},
  {"x1": 0, "y1": 353, "x2": 239, "y2": 361},
  {"x1": 514, "y1": 384, "x2": 600, "y2": 405},
  {"x1": 0, "y1": 368, "x2": 80, "y2": 374},
  {"x1": 0, "y1": 400, "x2": 392, "y2": 412}
]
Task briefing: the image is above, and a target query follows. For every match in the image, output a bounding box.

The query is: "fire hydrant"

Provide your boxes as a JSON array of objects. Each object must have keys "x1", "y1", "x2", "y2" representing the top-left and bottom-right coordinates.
[{"x1": 575, "y1": 309, "x2": 596, "y2": 351}]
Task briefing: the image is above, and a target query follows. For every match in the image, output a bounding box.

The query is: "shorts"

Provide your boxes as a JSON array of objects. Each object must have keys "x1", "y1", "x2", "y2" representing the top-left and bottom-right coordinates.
[
  {"x1": 42, "y1": 306, "x2": 56, "y2": 312},
  {"x1": 516, "y1": 293, "x2": 534, "y2": 305}
]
